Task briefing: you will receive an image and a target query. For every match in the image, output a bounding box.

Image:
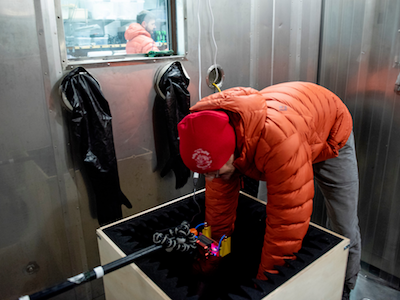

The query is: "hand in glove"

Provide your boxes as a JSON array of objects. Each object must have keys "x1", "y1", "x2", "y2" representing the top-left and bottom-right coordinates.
[{"x1": 192, "y1": 254, "x2": 222, "y2": 278}]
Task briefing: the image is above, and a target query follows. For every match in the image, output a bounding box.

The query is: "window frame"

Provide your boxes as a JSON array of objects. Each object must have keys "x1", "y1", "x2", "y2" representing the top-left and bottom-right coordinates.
[{"x1": 54, "y1": 0, "x2": 187, "y2": 69}]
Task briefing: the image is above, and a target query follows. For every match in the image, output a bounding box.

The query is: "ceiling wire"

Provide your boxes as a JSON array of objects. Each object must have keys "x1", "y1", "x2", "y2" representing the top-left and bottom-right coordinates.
[
  {"x1": 197, "y1": 0, "x2": 202, "y2": 101},
  {"x1": 207, "y1": 0, "x2": 219, "y2": 88}
]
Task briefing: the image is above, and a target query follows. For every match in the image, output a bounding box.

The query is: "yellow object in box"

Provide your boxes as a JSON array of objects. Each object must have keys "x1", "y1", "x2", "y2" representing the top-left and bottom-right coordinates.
[
  {"x1": 200, "y1": 223, "x2": 231, "y2": 257},
  {"x1": 219, "y1": 236, "x2": 231, "y2": 257},
  {"x1": 202, "y1": 223, "x2": 212, "y2": 238}
]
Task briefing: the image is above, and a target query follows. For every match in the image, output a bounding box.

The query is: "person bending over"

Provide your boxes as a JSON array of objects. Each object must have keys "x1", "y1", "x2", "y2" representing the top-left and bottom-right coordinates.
[{"x1": 178, "y1": 82, "x2": 361, "y2": 300}]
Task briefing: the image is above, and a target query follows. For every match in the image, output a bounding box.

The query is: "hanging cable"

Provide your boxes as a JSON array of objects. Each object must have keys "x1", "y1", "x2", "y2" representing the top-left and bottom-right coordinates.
[
  {"x1": 153, "y1": 221, "x2": 197, "y2": 252},
  {"x1": 190, "y1": 172, "x2": 201, "y2": 224},
  {"x1": 197, "y1": 0, "x2": 202, "y2": 101},
  {"x1": 212, "y1": 82, "x2": 221, "y2": 93},
  {"x1": 195, "y1": 222, "x2": 205, "y2": 230},
  {"x1": 207, "y1": 0, "x2": 219, "y2": 86},
  {"x1": 271, "y1": 0, "x2": 276, "y2": 86},
  {"x1": 218, "y1": 234, "x2": 226, "y2": 252}
]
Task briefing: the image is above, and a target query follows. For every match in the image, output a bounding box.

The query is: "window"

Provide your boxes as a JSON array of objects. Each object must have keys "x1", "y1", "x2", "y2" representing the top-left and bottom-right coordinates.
[{"x1": 58, "y1": 0, "x2": 185, "y2": 65}]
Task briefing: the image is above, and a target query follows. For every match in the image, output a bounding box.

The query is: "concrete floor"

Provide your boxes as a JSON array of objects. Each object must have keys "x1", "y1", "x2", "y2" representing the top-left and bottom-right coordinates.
[{"x1": 350, "y1": 271, "x2": 400, "y2": 300}]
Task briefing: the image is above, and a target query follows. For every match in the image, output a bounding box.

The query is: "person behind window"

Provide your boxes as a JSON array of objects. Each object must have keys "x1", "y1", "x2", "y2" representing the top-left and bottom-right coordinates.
[{"x1": 125, "y1": 10, "x2": 160, "y2": 54}]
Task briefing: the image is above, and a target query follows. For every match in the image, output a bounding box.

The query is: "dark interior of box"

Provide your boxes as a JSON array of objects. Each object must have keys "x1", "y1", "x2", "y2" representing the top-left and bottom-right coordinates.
[{"x1": 103, "y1": 192, "x2": 342, "y2": 300}]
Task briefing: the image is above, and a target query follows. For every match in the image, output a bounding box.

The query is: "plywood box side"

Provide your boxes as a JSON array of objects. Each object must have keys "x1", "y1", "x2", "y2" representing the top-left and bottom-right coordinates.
[
  {"x1": 96, "y1": 229, "x2": 171, "y2": 300},
  {"x1": 96, "y1": 193, "x2": 350, "y2": 300},
  {"x1": 309, "y1": 222, "x2": 351, "y2": 241},
  {"x1": 264, "y1": 238, "x2": 349, "y2": 300}
]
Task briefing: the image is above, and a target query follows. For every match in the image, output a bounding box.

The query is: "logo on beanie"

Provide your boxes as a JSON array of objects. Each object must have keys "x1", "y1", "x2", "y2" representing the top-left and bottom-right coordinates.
[{"x1": 192, "y1": 148, "x2": 212, "y2": 170}]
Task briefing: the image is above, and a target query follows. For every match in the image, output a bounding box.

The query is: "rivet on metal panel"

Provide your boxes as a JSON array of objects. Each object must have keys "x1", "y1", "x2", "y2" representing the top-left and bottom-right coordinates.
[
  {"x1": 25, "y1": 262, "x2": 40, "y2": 275},
  {"x1": 108, "y1": 63, "x2": 111, "y2": 66},
  {"x1": 70, "y1": 66, "x2": 74, "y2": 69},
  {"x1": 153, "y1": 60, "x2": 156, "y2": 63}
]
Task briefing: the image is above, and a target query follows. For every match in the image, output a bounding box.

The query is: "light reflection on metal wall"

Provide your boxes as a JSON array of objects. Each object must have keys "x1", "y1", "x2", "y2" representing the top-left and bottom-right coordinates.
[
  {"x1": 316, "y1": 0, "x2": 400, "y2": 288},
  {"x1": 250, "y1": 0, "x2": 321, "y2": 90},
  {"x1": 0, "y1": 0, "x2": 90, "y2": 299},
  {"x1": 253, "y1": 0, "x2": 322, "y2": 201},
  {"x1": 0, "y1": 0, "x2": 322, "y2": 299}
]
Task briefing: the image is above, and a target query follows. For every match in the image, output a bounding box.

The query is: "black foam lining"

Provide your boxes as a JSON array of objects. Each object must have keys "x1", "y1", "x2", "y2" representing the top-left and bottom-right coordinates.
[{"x1": 103, "y1": 192, "x2": 342, "y2": 300}]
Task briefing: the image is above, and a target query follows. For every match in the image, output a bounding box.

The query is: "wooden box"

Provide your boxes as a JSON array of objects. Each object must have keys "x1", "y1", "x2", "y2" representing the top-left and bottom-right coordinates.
[{"x1": 96, "y1": 190, "x2": 349, "y2": 300}]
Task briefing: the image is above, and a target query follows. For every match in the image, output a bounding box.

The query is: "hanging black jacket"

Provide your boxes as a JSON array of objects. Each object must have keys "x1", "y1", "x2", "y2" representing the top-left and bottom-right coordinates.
[
  {"x1": 153, "y1": 61, "x2": 191, "y2": 189},
  {"x1": 60, "y1": 67, "x2": 132, "y2": 226}
]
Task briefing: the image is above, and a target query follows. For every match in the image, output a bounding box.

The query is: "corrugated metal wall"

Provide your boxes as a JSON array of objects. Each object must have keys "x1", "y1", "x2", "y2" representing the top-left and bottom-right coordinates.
[
  {"x1": 250, "y1": 0, "x2": 321, "y2": 89},
  {"x1": 315, "y1": 0, "x2": 400, "y2": 287},
  {"x1": 0, "y1": 0, "x2": 321, "y2": 299}
]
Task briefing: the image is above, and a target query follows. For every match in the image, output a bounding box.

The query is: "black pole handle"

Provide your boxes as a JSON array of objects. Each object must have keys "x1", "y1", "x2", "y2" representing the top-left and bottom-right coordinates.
[{"x1": 19, "y1": 244, "x2": 162, "y2": 300}]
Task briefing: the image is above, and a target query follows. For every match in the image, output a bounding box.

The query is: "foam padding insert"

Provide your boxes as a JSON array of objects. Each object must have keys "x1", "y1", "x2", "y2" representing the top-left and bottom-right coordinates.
[{"x1": 103, "y1": 192, "x2": 342, "y2": 300}]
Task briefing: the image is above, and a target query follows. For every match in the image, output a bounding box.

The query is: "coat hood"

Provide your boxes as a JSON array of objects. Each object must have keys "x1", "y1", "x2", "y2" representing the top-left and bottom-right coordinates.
[
  {"x1": 190, "y1": 87, "x2": 267, "y2": 177},
  {"x1": 125, "y1": 23, "x2": 150, "y2": 41}
]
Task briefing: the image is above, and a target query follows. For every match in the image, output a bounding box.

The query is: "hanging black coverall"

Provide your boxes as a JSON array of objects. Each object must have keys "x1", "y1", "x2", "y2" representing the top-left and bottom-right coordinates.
[
  {"x1": 60, "y1": 67, "x2": 132, "y2": 226},
  {"x1": 153, "y1": 61, "x2": 191, "y2": 189}
]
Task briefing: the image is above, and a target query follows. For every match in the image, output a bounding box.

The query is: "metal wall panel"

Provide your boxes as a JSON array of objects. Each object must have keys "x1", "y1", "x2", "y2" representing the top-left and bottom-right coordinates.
[
  {"x1": 250, "y1": 0, "x2": 322, "y2": 90},
  {"x1": 0, "y1": 0, "x2": 322, "y2": 299},
  {"x1": 317, "y1": 0, "x2": 400, "y2": 287},
  {"x1": 0, "y1": 0, "x2": 89, "y2": 299},
  {"x1": 254, "y1": 0, "x2": 322, "y2": 201},
  {"x1": 187, "y1": 0, "x2": 252, "y2": 98},
  {"x1": 271, "y1": 0, "x2": 322, "y2": 85},
  {"x1": 249, "y1": 0, "x2": 274, "y2": 90}
]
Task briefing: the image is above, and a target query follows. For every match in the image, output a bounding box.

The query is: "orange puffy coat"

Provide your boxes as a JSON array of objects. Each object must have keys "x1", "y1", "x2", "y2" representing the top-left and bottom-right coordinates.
[
  {"x1": 124, "y1": 23, "x2": 159, "y2": 54},
  {"x1": 190, "y1": 81, "x2": 353, "y2": 280}
]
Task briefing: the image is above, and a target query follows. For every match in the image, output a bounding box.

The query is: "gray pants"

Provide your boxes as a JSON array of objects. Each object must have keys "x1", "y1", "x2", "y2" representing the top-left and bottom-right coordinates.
[{"x1": 313, "y1": 131, "x2": 361, "y2": 290}]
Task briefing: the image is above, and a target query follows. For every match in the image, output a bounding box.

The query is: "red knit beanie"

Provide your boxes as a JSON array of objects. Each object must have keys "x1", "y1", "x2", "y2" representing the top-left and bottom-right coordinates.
[{"x1": 178, "y1": 110, "x2": 236, "y2": 173}]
